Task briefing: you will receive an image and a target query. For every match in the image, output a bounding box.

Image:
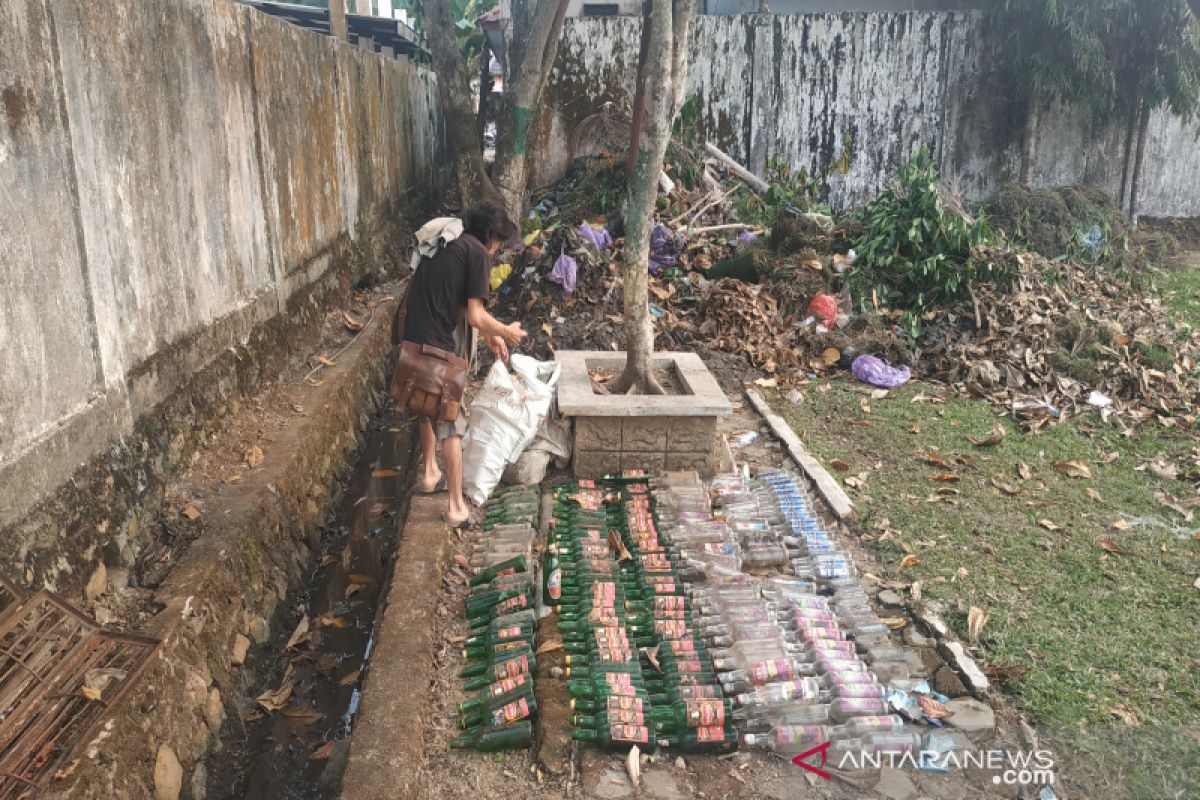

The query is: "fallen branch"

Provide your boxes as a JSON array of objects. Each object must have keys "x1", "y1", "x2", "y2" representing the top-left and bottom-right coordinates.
[
  {"x1": 679, "y1": 222, "x2": 762, "y2": 235},
  {"x1": 704, "y1": 142, "x2": 769, "y2": 194}
]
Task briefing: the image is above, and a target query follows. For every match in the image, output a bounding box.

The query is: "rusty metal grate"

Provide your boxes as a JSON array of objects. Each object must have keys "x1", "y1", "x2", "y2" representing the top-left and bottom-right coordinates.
[{"x1": 0, "y1": 581, "x2": 159, "y2": 798}]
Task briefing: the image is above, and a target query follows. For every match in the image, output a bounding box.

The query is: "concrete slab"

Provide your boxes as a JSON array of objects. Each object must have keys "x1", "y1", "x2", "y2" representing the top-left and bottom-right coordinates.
[
  {"x1": 341, "y1": 495, "x2": 450, "y2": 800},
  {"x1": 556, "y1": 351, "x2": 732, "y2": 418}
]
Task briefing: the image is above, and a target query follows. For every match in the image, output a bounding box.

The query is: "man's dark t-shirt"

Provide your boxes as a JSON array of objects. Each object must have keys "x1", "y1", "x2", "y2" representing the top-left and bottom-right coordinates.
[{"x1": 402, "y1": 234, "x2": 491, "y2": 352}]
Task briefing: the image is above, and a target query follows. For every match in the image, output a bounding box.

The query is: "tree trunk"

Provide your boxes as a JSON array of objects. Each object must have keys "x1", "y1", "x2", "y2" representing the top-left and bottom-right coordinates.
[
  {"x1": 422, "y1": 0, "x2": 498, "y2": 207},
  {"x1": 613, "y1": 0, "x2": 694, "y2": 395},
  {"x1": 1019, "y1": 93, "x2": 1039, "y2": 187},
  {"x1": 627, "y1": 0, "x2": 653, "y2": 172},
  {"x1": 1118, "y1": 98, "x2": 1138, "y2": 214},
  {"x1": 491, "y1": 0, "x2": 571, "y2": 221},
  {"x1": 478, "y1": 39, "x2": 491, "y2": 152},
  {"x1": 1129, "y1": 98, "x2": 1151, "y2": 227},
  {"x1": 669, "y1": 0, "x2": 693, "y2": 118}
]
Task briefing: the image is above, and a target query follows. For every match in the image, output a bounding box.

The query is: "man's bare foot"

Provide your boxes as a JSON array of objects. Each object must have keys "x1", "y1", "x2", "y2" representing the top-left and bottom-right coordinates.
[
  {"x1": 444, "y1": 509, "x2": 470, "y2": 529},
  {"x1": 417, "y1": 469, "x2": 445, "y2": 494}
]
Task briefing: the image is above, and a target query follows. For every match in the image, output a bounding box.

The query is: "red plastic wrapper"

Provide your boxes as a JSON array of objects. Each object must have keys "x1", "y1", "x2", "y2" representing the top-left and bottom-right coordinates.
[{"x1": 807, "y1": 294, "x2": 838, "y2": 327}]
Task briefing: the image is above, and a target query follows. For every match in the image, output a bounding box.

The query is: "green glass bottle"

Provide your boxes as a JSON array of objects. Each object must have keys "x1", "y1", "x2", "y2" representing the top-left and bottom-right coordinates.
[
  {"x1": 656, "y1": 726, "x2": 738, "y2": 754},
  {"x1": 463, "y1": 621, "x2": 534, "y2": 654},
  {"x1": 450, "y1": 720, "x2": 533, "y2": 751},
  {"x1": 460, "y1": 645, "x2": 535, "y2": 678},
  {"x1": 468, "y1": 555, "x2": 528, "y2": 588},
  {"x1": 461, "y1": 692, "x2": 537, "y2": 730},
  {"x1": 650, "y1": 698, "x2": 733, "y2": 733},
  {"x1": 571, "y1": 722, "x2": 655, "y2": 750},
  {"x1": 462, "y1": 652, "x2": 534, "y2": 690},
  {"x1": 458, "y1": 673, "x2": 532, "y2": 715},
  {"x1": 463, "y1": 638, "x2": 532, "y2": 661},
  {"x1": 569, "y1": 693, "x2": 649, "y2": 715}
]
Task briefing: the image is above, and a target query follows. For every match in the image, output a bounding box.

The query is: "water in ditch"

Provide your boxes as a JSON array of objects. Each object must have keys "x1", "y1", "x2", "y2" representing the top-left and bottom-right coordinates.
[{"x1": 208, "y1": 407, "x2": 414, "y2": 799}]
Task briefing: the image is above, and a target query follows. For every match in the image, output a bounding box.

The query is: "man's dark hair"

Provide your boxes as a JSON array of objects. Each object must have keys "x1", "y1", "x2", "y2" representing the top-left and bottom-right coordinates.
[{"x1": 463, "y1": 200, "x2": 519, "y2": 247}]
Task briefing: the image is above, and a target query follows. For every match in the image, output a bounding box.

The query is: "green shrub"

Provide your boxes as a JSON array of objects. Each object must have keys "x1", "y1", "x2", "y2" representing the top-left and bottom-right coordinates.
[{"x1": 847, "y1": 145, "x2": 1009, "y2": 337}]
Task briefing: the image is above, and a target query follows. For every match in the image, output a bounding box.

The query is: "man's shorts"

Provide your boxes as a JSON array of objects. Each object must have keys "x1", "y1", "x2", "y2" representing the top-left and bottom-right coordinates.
[{"x1": 424, "y1": 413, "x2": 467, "y2": 441}]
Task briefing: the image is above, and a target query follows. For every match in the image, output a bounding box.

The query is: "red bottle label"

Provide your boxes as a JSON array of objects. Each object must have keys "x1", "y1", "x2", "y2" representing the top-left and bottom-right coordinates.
[
  {"x1": 609, "y1": 723, "x2": 650, "y2": 744},
  {"x1": 605, "y1": 707, "x2": 645, "y2": 725},
  {"x1": 685, "y1": 699, "x2": 725, "y2": 727},
  {"x1": 677, "y1": 685, "x2": 718, "y2": 699},
  {"x1": 490, "y1": 697, "x2": 531, "y2": 726},
  {"x1": 489, "y1": 674, "x2": 527, "y2": 697},
  {"x1": 695, "y1": 725, "x2": 725, "y2": 742},
  {"x1": 496, "y1": 655, "x2": 529, "y2": 679},
  {"x1": 749, "y1": 659, "x2": 794, "y2": 685},
  {"x1": 608, "y1": 695, "x2": 644, "y2": 713},
  {"x1": 666, "y1": 639, "x2": 696, "y2": 655}
]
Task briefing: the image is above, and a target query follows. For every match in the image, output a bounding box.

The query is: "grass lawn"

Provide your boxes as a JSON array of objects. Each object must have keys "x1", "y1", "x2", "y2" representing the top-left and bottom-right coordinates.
[{"x1": 771, "y1": 376, "x2": 1198, "y2": 797}]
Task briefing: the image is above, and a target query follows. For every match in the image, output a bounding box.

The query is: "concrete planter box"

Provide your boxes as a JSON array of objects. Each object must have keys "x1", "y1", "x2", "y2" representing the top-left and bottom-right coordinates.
[{"x1": 556, "y1": 351, "x2": 733, "y2": 478}]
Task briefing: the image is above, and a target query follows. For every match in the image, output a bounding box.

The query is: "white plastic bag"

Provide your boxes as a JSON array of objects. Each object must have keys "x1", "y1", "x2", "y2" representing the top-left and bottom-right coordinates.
[{"x1": 462, "y1": 355, "x2": 560, "y2": 505}]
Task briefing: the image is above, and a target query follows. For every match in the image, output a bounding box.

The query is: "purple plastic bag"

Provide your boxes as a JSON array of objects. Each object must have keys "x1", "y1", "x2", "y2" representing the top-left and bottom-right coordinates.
[
  {"x1": 579, "y1": 223, "x2": 613, "y2": 251},
  {"x1": 851, "y1": 354, "x2": 911, "y2": 388},
  {"x1": 737, "y1": 231, "x2": 757, "y2": 244},
  {"x1": 549, "y1": 248, "x2": 577, "y2": 294},
  {"x1": 648, "y1": 222, "x2": 680, "y2": 275}
]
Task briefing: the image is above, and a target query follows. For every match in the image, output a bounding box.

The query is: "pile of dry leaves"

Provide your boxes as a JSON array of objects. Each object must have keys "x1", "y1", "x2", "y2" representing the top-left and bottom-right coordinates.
[{"x1": 922, "y1": 249, "x2": 1199, "y2": 429}]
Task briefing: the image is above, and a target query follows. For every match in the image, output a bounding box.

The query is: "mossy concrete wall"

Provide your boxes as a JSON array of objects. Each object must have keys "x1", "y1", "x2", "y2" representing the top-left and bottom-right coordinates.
[
  {"x1": 0, "y1": 0, "x2": 443, "y2": 593},
  {"x1": 535, "y1": 12, "x2": 1200, "y2": 217}
]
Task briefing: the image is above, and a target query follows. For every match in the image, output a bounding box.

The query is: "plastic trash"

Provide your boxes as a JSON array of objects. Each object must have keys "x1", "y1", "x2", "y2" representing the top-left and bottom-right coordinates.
[
  {"x1": 549, "y1": 248, "x2": 577, "y2": 294},
  {"x1": 851, "y1": 355, "x2": 911, "y2": 389},
  {"x1": 649, "y1": 222, "x2": 682, "y2": 275},
  {"x1": 578, "y1": 222, "x2": 613, "y2": 250},
  {"x1": 737, "y1": 231, "x2": 757, "y2": 245},
  {"x1": 732, "y1": 432, "x2": 759, "y2": 446},
  {"x1": 1087, "y1": 390, "x2": 1113, "y2": 408},
  {"x1": 806, "y1": 294, "x2": 838, "y2": 327}
]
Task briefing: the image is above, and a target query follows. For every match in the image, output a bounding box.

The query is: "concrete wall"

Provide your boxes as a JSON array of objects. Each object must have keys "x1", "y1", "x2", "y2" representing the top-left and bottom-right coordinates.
[
  {"x1": 534, "y1": 12, "x2": 1200, "y2": 217},
  {"x1": 0, "y1": 0, "x2": 442, "y2": 586}
]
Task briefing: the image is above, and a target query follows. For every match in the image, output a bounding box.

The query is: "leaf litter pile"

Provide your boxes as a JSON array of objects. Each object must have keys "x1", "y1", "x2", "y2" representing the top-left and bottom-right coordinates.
[
  {"x1": 494, "y1": 154, "x2": 1196, "y2": 430},
  {"x1": 921, "y1": 248, "x2": 1200, "y2": 429}
]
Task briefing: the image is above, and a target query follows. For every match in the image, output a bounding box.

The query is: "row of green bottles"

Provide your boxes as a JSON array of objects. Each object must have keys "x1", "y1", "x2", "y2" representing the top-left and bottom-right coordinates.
[{"x1": 450, "y1": 720, "x2": 533, "y2": 751}]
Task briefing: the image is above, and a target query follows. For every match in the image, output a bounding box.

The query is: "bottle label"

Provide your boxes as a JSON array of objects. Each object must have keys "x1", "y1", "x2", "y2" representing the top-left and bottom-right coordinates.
[
  {"x1": 672, "y1": 658, "x2": 705, "y2": 673},
  {"x1": 749, "y1": 659, "x2": 794, "y2": 685},
  {"x1": 490, "y1": 697, "x2": 531, "y2": 726},
  {"x1": 695, "y1": 725, "x2": 725, "y2": 742},
  {"x1": 593, "y1": 626, "x2": 628, "y2": 646},
  {"x1": 495, "y1": 594, "x2": 530, "y2": 614},
  {"x1": 652, "y1": 607, "x2": 687, "y2": 620},
  {"x1": 587, "y1": 608, "x2": 620, "y2": 626},
  {"x1": 654, "y1": 595, "x2": 687, "y2": 613},
  {"x1": 677, "y1": 685, "x2": 718, "y2": 699},
  {"x1": 609, "y1": 723, "x2": 650, "y2": 744},
  {"x1": 547, "y1": 568, "x2": 562, "y2": 601},
  {"x1": 496, "y1": 626, "x2": 524, "y2": 640},
  {"x1": 495, "y1": 655, "x2": 529, "y2": 679},
  {"x1": 836, "y1": 697, "x2": 883, "y2": 713},
  {"x1": 685, "y1": 699, "x2": 725, "y2": 727},
  {"x1": 655, "y1": 619, "x2": 689, "y2": 638},
  {"x1": 608, "y1": 695, "x2": 644, "y2": 713},
  {"x1": 775, "y1": 725, "x2": 823, "y2": 747},
  {"x1": 605, "y1": 707, "x2": 645, "y2": 725},
  {"x1": 489, "y1": 674, "x2": 527, "y2": 697},
  {"x1": 651, "y1": 581, "x2": 678, "y2": 595},
  {"x1": 666, "y1": 639, "x2": 696, "y2": 655},
  {"x1": 591, "y1": 582, "x2": 617, "y2": 604},
  {"x1": 596, "y1": 645, "x2": 633, "y2": 662},
  {"x1": 605, "y1": 673, "x2": 636, "y2": 695}
]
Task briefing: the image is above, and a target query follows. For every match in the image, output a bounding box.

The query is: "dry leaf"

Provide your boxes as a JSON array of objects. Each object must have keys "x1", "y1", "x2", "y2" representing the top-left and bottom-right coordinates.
[
  {"x1": 829, "y1": 459, "x2": 850, "y2": 472},
  {"x1": 1017, "y1": 462, "x2": 1032, "y2": 480},
  {"x1": 541, "y1": 323, "x2": 553, "y2": 337},
  {"x1": 246, "y1": 446, "x2": 264, "y2": 468},
  {"x1": 929, "y1": 473, "x2": 960, "y2": 482},
  {"x1": 626, "y1": 746, "x2": 642, "y2": 791},
  {"x1": 967, "y1": 606, "x2": 989, "y2": 642},
  {"x1": 452, "y1": 554, "x2": 472, "y2": 571},
  {"x1": 860, "y1": 398, "x2": 872, "y2": 414},
  {"x1": 968, "y1": 425, "x2": 1007, "y2": 447},
  {"x1": 1053, "y1": 460, "x2": 1093, "y2": 479},
  {"x1": 918, "y1": 695, "x2": 951, "y2": 720},
  {"x1": 1087, "y1": 488, "x2": 1103, "y2": 503},
  {"x1": 990, "y1": 478, "x2": 1021, "y2": 496},
  {"x1": 281, "y1": 706, "x2": 323, "y2": 726},
  {"x1": 318, "y1": 355, "x2": 337, "y2": 367},
  {"x1": 1038, "y1": 519, "x2": 1061, "y2": 532},
  {"x1": 880, "y1": 616, "x2": 908, "y2": 630},
  {"x1": 286, "y1": 616, "x2": 311, "y2": 650},
  {"x1": 81, "y1": 686, "x2": 102, "y2": 702},
  {"x1": 897, "y1": 554, "x2": 921, "y2": 571},
  {"x1": 982, "y1": 664, "x2": 1030, "y2": 681},
  {"x1": 753, "y1": 377, "x2": 778, "y2": 388},
  {"x1": 372, "y1": 468, "x2": 400, "y2": 478},
  {"x1": 345, "y1": 584, "x2": 363, "y2": 600},
  {"x1": 1111, "y1": 704, "x2": 1139, "y2": 726},
  {"x1": 821, "y1": 348, "x2": 841, "y2": 366},
  {"x1": 1110, "y1": 519, "x2": 1132, "y2": 531},
  {"x1": 339, "y1": 670, "x2": 360, "y2": 686},
  {"x1": 920, "y1": 450, "x2": 953, "y2": 469},
  {"x1": 848, "y1": 419, "x2": 874, "y2": 428},
  {"x1": 347, "y1": 573, "x2": 374, "y2": 585},
  {"x1": 342, "y1": 311, "x2": 364, "y2": 332},
  {"x1": 256, "y1": 682, "x2": 294, "y2": 711},
  {"x1": 870, "y1": 389, "x2": 889, "y2": 400},
  {"x1": 1097, "y1": 538, "x2": 1132, "y2": 556},
  {"x1": 317, "y1": 614, "x2": 347, "y2": 629},
  {"x1": 536, "y1": 639, "x2": 565, "y2": 655},
  {"x1": 310, "y1": 741, "x2": 337, "y2": 760},
  {"x1": 1099, "y1": 451, "x2": 1120, "y2": 464},
  {"x1": 182, "y1": 503, "x2": 201, "y2": 520},
  {"x1": 319, "y1": 554, "x2": 338, "y2": 567}
]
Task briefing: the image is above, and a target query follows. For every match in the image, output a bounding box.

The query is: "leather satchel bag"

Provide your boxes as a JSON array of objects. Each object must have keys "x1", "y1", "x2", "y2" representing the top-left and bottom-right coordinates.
[{"x1": 390, "y1": 340, "x2": 468, "y2": 423}]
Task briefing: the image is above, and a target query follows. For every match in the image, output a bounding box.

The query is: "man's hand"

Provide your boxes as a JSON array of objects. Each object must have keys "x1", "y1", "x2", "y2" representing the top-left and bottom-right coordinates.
[
  {"x1": 488, "y1": 334, "x2": 509, "y2": 362},
  {"x1": 500, "y1": 321, "x2": 526, "y2": 346}
]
